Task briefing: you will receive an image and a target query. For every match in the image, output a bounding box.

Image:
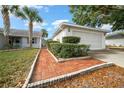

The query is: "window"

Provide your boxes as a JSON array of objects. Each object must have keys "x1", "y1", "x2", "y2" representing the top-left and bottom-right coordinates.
[
  {"x1": 32, "y1": 38, "x2": 37, "y2": 44},
  {"x1": 27, "y1": 37, "x2": 37, "y2": 44},
  {"x1": 14, "y1": 38, "x2": 20, "y2": 44},
  {"x1": 15, "y1": 39, "x2": 20, "y2": 43}
]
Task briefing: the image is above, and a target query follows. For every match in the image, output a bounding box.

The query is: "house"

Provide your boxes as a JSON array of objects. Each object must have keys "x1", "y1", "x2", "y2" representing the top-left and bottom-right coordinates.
[
  {"x1": 106, "y1": 31, "x2": 124, "y2": 46},
  {"x1": 52, "y1": 22, "x2": 108, "y2": 50},
  {"x1": 0, "y1": 28, "x2": 42, "y2": 49}
]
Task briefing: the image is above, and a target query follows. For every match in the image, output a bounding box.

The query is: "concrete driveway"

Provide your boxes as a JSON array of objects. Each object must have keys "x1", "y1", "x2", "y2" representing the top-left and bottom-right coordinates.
[{"x1": 89, "y1": 49, "x2": 124, "y2": 67}]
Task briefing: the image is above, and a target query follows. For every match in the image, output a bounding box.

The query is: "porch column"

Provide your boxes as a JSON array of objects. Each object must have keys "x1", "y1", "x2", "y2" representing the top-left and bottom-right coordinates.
[{"x1": 39, "y1": 37, "x2": 42, "y2": 48}]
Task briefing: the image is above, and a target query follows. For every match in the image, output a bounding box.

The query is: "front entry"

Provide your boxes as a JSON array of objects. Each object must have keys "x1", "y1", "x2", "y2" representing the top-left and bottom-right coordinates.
[{"x1": 9, "y1": 36, "x2": 21, "y2": 48}]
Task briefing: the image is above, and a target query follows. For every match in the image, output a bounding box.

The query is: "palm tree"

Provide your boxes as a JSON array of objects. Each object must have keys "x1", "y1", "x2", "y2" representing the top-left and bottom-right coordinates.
[
  {"x1": 0, "y1": 5, "x2": 18, "y2": 47},
  {"x1": 14, "y1": 6, "x2": 43, "y2": 47},
  {"x1": 41, "y1": 29, "x2": 48, "y2": 47},
  {"x1": 41, "y1": 29, "x2": 48, "y2": 38}
]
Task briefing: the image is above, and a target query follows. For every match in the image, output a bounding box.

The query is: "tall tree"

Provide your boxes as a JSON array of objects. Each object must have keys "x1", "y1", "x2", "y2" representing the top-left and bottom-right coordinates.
[
  {"x1": 70, "y1": 5, "x2": 124, "y2": 31},
  {"x1": 14, "y1": 6, "x2": 43, "y2": 47},
  {"x1": 0, "y1": 5, "x2": 18, "y2": 47}
]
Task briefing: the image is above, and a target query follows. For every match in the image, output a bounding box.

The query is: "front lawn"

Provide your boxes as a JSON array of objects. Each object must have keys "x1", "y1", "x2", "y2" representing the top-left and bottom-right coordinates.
[{"x1": 0, "y1": 49, "x2": 38, "y2": 88}]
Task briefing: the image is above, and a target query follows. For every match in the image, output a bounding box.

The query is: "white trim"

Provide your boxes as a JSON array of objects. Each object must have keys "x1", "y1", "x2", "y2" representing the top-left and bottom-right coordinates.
[
  {"x1": 52, "y1": 22, "x2": 108, "y2": 39},
  {"x1": 47, "y1": 48, "x2": 58, "y2": 62},
  {"x1": 22, "y1": 49, "x2": 41, "y2": 88},
  {"x1": 62, "y1": 23, "x2": 108, "y2": 33},
  {"x1": 27, "y1": 62, "x2": 114, "y2": 88}
]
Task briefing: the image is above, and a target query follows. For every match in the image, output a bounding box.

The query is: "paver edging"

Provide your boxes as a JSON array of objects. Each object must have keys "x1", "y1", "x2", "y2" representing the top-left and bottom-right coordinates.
[
  {"x1": 47, "y1": 48, "x2": 91, "y2": 63},
  {"x1": 22, "y1": 49, "x2": 41, "y2": 88},
  {"x1": 47, "y1": 48, "x2": 58, "y2": 62},
  {"x1": 27, "y1": 62, "x2": 114, "y2": 88},
  {"x1": 59, "y1": 56, "x2": 91, "y2": 62}
]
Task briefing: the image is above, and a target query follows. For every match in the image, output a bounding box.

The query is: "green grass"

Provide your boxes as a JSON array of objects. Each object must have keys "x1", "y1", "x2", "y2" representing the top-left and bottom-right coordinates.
[
  {"x1": 0, "y1": 49, "x2": 38, "y2": 88},
  {"x1": 106, "y1": 46, "x2": 124, "y2": 50}
]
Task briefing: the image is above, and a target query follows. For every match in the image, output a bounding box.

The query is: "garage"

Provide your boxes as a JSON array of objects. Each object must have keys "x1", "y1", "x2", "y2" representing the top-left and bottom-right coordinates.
[
  {"x1": 72, "y1": 30, "x2": 105, "y2": 50},
  {"x1": 52, "y1": 22, "x2": 107, "y2": 50}
]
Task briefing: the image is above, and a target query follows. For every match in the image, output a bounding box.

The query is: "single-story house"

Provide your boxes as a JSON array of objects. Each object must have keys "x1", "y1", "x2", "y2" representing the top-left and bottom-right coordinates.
[
  {"x1": 0, "y1": 28, "x2": 42, "y2": 49},
  {"x1": 106, "y1": 31, "x2": 124, "y2": 46},
  {"x1": 52, "y1": 22, "x2": 108, "y2": 50}
]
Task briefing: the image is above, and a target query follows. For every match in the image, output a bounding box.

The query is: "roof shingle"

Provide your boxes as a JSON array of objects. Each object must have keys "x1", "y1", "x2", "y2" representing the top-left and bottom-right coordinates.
[{"x1": 0, "y1": 28, "x2": 42, "y2": 37}]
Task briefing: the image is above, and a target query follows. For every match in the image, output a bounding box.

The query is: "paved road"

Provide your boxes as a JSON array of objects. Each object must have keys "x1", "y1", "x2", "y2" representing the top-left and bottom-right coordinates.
[{"x1": 90, "y1": 49, "x2": 124, "y2": 67}]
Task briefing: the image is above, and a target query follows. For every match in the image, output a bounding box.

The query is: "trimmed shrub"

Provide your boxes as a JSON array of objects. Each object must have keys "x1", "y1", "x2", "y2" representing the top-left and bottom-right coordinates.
[
  {"x1": 50, "y1": 43, "x2": 90, "y2": 58},
  {"x1": 49, "y1": 43, "x2": 62, "y2": 56},
  {"x1": 62, "y1": 36, "x2": 80, "y2": 44},
  {"x1": 46, "y1": 40, "x2": 59, "y2": 49},
  {"x1": 46, "y1": 40, "x2": 60, "y2": 44}
]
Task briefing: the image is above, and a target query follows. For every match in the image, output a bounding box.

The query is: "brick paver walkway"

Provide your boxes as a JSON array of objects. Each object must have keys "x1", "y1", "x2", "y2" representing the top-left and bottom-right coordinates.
[{"x1": 30, "y1": 48, "x2": 105, "y2": 83}]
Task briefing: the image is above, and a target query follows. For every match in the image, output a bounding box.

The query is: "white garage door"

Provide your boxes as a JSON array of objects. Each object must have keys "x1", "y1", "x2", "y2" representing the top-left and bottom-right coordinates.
[{"x1": 72, "y1": 31, "x2": 103, "y2": 50}]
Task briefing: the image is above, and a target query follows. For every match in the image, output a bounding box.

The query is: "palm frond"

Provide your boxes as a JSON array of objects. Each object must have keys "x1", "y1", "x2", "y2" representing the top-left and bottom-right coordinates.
[
  {"x1": 22, "y1": 6, "x2": 43, "y2": 23},
  {"x1": 14, "y1": 10, "x2": 27, "y2": 20},
  {"x1": 10, "y1": 5, "x2": 19, "y2": 13},
  {"x1": 34, "y1": 14, "x2": 43, "y2": 23},
  {"x1": 41, "y1": 29, "x2": 48, "y2": 38}
]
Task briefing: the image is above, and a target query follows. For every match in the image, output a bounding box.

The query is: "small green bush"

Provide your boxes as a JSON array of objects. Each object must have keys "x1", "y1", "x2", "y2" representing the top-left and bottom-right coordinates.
[
  {"x1": 50, "y1": 43, "x2": 90, "y2": 58},
  {"x1": 62, "y1": 36, "x2": 80, "y2": 44}
]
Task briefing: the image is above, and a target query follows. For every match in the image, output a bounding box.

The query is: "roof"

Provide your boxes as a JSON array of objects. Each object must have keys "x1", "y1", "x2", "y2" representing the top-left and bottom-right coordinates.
[
  {"x1": 52, "y1": 22, "x2": 109, "y2": 38},
  {"x1": 0, "y1": 28, "x2": 42, "y2": 37},
  {"x1": 106, "y1": 30, "x2": 124, "y2": 39}
]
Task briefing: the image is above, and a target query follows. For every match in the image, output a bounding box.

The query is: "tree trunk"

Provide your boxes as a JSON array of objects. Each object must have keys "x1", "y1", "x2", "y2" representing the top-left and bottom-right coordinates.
[
  {"x1": 29, "y1": 21, "x2": 33, "y2": 48},
  {"x1": 1, "y1": 5, "x2": 10, "y2": 48}
]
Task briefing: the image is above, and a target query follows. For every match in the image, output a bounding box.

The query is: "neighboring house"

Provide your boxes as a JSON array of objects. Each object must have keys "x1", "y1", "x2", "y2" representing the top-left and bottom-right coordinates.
[
  {"x1": 0, "y1": 28, "x2": 42, "y2": 49},
  {"x1": 106, "y1": 31, "x2": 124, "y2": 46},
  {"x1": 52, "y1": 22, "x2": 108, "y2": 50}
]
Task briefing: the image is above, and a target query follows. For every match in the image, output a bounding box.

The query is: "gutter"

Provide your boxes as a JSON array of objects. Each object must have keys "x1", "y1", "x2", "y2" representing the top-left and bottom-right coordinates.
[{"x1": 52, "y1": 22, "x2": 109, "y2": 39}]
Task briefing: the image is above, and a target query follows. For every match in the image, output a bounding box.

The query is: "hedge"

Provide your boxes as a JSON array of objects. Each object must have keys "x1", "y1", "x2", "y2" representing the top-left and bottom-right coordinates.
[
  {"x1": 49, "y1": 43, "x2": 90, "y2": 58},
  {"x1": 46, "y1": 40, "x2": 60, "y2": 49},
  {"x1": 62, "y1": 36, "x2": 80, "y2": 44}
]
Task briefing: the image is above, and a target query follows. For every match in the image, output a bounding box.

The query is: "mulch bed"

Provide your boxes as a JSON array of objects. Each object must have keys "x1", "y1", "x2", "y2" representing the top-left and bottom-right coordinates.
[{"x1": 46, "y1": 65, "x2": 124, "y2": 88}]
